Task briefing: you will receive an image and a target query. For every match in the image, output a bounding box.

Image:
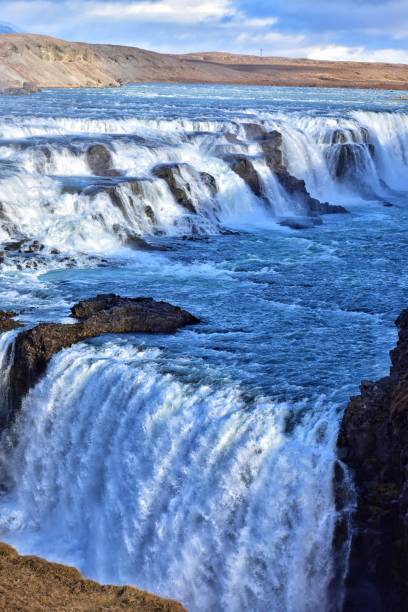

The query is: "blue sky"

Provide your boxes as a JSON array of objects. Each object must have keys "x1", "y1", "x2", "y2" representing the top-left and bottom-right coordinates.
[{"x1": 1, "y1": 0, "x2": 408, "y2": 62}]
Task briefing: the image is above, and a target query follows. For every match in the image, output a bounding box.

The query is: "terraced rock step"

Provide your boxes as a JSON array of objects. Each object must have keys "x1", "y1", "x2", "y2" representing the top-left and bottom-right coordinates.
[{"x1": 7, "y1": 294, "x2": 199, "y2": 420}]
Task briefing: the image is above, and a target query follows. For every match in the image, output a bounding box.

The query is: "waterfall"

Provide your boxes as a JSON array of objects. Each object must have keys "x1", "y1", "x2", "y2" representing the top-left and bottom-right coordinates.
[
  {"x1": 0, "y1": 111, "x2": 407, "y2": 260},
  {"x1": 0, "y1": 341, "x2": 341, "y2": 612}
]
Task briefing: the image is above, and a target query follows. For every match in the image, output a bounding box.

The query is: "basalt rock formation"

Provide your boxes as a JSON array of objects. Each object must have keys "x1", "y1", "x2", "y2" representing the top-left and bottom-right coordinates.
[
  {"x1": 0, "y1": 311, "x2": 21, "y2": 333},
  {"x1": 7, "y1": 294, "x2": 199, "y2": 420},
  {"x1": 223, "y1": 154, "x2": 264, "y2": 199},
  {"x1": 337, "y1": 309, "x2": 408, "y2": 611},
  {"x1": 0, "y1": 542, "x2": 185, "y2": 611},
  {"x1": 224, "y1": 127, "x2": 347, "y2": 216}
]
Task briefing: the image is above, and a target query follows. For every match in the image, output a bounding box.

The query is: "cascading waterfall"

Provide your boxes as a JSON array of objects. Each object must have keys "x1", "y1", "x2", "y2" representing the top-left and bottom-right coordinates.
[
  {"x1": 0, "y1": 341, "x2": 340, "y2": 612},
  {"x1": 0, "y1": 110, "x2": 407, "y2": 262},
  {"x1": 0, "y1": 84, "x2": 407, "y2": 611}
]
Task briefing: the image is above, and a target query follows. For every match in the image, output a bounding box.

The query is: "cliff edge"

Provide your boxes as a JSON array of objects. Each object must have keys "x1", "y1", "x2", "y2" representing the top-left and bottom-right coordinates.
[{"x1": 337, "y1": 309, "x2": 408, "y2": 611}]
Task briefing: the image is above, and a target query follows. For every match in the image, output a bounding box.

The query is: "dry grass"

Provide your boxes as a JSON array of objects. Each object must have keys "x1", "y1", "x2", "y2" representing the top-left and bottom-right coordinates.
[{"x1": 0, "y1": 542, "x2": 186, "y2": 611}]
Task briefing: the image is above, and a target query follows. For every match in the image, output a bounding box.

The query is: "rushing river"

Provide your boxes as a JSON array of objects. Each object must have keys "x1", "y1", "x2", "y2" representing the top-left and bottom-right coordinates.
[{"x1": 0, "y1": 84, "x2": 407, "y2": 611}]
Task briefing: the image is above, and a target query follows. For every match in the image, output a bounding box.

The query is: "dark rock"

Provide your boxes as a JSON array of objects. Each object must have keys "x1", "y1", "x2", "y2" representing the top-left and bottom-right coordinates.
[
  {"x1": 144, "y1": 204, "x2": 156, "y2": 223},
  {"x1": 328, "y1": 127, "x2": 371, "y2": 145},
  {"x1": 259, "y1": 130, "x2": 285, "y2": 172},
  {"x1": 309, "y1": 200, "x2": 348, "y2": 215},
  {"x1": 86, "y1": 144, "x2": 121, "y2": 177},
  {"x1": 8, "y1": 294, "x2": 199, "y2": 420},
  {"x1": 336, "y1": 308, "x2": 408, "y2": 611},
  {"x1": 243, "y1": 123, "x2": 268, "y2": 141},
  {"x1": 0, "y1": 82, "x2": 39, "y2": 96},
  {"x1": 258, "y1": 129, "x2": 348, "y2": 215},
  {"x1": 152, "y1": 163, "x2": 196, "y2": 213},
  {"x1": 0, "y1": 311, "x2": 22, "y2": 333},
  {"x1": 120, "y1": 231, "x2": 170, "y2": 252},
  {"x1": 224, "y1": 132, "x2": 247, "y2": 146},
  {"x1": 200, "y1": 172, "x2": 218, "y2": 197},
  {"x1": 329, "y1": 143, "x2": 375, "y2": 180},
  {"x1": 223, "y1": 154, "x2": 264, "y2": 198},
  {"x1": 279, "y1": 217, "x2": 318, "y2": 230}
]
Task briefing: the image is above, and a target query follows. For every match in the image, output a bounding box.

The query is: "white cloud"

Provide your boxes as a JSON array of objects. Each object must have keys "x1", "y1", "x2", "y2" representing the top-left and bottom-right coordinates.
[
  {"x1": 86, "y1": 0, "x2": 236, "y2": 23},
  {"x1": 236, "y1": 31, "x2": 305, "y2": 45},
  {"x1": 245, "y1": 17, "x2": 278, "y2": 28},
  {"x1": 307, "y1": 44, "x2": 408, "y2": 63}
]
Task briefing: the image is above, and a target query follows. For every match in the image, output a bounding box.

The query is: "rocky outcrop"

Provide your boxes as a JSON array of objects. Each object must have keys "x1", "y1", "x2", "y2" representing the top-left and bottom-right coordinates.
[
  {"x1": 0, "y1": 81, "x2": 39, "y2": 95},
  {"x1": 0, "y1": 542, "x2": 185, "y2": 611},
  {"x1": 0, "y1": 311, "x2": 21, "y2": 333},
  {"x1": 152, "y1": 163, "x2": 217, "y2": 214},
  {"x1": 224, "y1": 129, "x2": 347, "y2": 216},
  {"x1": 86, "y1": 144, "x2": 121, "y2": 177},
  {"x1": 337, "y1": 309, "x2": 408, "y2": 611},
  {"x1": 223, "y1": 154, "x2": 264, "y2": 198},
  {"x1": 200, "y1": 171, "x2": 218, "y2": 197},
  {"x1": 153, "y1": 163, "x2": 197, "y2": 213},
  {"x1": 7, "y1": 294, "x2": 199, "y2": 419},
  {"x1": 259, "y1": 128, "x2": 348, "y2": 215}
]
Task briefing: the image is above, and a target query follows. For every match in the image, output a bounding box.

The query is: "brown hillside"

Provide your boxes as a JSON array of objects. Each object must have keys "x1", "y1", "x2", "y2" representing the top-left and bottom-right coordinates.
[{"x1": 0, "y1": 34, "x2": 407, "y2": 90}]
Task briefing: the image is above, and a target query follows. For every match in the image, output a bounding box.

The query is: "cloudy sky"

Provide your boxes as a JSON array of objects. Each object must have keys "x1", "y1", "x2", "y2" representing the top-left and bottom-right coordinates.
[{"x1": 1, "y1": 0, "x2": 408, "y2": 62}]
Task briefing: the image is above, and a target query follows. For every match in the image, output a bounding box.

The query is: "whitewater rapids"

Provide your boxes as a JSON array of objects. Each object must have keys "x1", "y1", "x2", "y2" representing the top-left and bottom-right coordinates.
[{"x1": 0, "y1": 84, "x2": 407, "y2": 611}]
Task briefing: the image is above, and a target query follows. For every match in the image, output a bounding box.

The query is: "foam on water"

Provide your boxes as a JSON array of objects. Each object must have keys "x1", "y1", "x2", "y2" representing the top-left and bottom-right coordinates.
[
  {"x1": 0, "y1": 84, "x2": 407, "y2": 611},
  {"x1": 0, "y1": 341, "x2": 341, "y2": 612}
]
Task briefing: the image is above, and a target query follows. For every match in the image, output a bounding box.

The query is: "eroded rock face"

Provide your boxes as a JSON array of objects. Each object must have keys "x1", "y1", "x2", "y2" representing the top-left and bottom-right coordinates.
[
  {"x1": 86, "y1": 144, "x2": 121, "y2": 177},
  {"x1": 152, "y1": 163, "x2": 197, "y2": 213},
  {"x1": 152, "y1": 163, "x2": 217, "y2": 215},
  {"x1": 200, "y1": 171, "x2": 218, "y2": 197},
  {"x1": 337, "y1": 309, "x2": 408, "y2": 611},
  {"x1": 230, "y1": 127, "x2": 347, "y2": 216},
  {"x1": 8, "y1": 294, "x2": 199, "y2": 419},
  {"x1": 223, "y1": 154, "x2": 264, "y2": 198}
]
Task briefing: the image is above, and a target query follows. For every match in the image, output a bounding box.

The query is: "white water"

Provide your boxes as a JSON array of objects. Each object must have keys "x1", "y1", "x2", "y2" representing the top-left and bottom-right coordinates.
[
  {"x1": 0, "y1": 110, "x2": 407, "y2": 257},
  {"x1": 0, "y1": 341, "x2": 340, "y2": 612},
  {"x1": 0, "y1": 86, "x2": 407, "y2": 611}
]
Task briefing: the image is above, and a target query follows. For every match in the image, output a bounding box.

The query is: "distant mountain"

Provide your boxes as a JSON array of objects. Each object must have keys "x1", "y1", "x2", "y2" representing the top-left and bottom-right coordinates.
[{"x1": 0, "y1": 23, "x2": 19, "y2": 35}]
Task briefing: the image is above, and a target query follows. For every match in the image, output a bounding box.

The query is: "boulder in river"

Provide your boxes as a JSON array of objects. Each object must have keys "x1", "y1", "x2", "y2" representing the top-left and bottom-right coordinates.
[
  {"x1": 86, "y1": 144, "x2": 121, "y2": 177},
  {"x1": 8, "y1": 294, "x2": 199, "y2": 420},
  {"x1": 336, "y1": 308, "x2": 408, "y2": 611}
]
